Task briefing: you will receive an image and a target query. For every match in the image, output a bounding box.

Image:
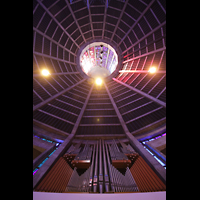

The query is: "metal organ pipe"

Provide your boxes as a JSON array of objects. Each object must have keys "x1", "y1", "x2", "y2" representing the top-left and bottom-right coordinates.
[
  {"x1": 89, "y1": 145, "x2": 95, "y2": 192},
  {"x1": 105, "y1": 143, "x2": 115, "y2": 192},
  {"x1": 102, "y1": 140, "x2": 109, "y2": 193},
  {"x1": 93, "y1": 141, "x2": 98, "y2": 192},
  {"x1": 99, "y1": 139, "x2": 103, "y2": 193},
  {"x1": 35, "y1": 139, "x2": 164, "y2": 193}
]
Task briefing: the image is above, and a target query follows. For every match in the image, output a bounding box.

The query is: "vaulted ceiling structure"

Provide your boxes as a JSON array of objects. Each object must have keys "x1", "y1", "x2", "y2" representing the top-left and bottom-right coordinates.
[{"x1": 33, "y1": 0, "x2": 166, "y2": 147}]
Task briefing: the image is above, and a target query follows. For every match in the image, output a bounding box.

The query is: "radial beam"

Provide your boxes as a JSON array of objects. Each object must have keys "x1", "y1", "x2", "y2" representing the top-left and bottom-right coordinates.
[
  {"x1": 122, "y1": 21, "x2": 166, "y2": 55},
  {"x1": 33, "y1": 71, "x2": 80, "y2": 77},
  {"x1": 33, "y1": 79, "x2": 86, "y2": 111},
  {"x1": 33, "y1": 83, "x2": 94, "y2": 189},
  {"x1": 113, "y1": 78, "x2": 166, "y2": 107},
  {"x1": 33, "y1": 27, "x2": 76, "y2": 56},
  {"x1": 36, "y1": 0, "x2": 79, "y2": 48},
  {"x1": 33, "y1": 51, "x2": 76, "y2": 65},
  {"x1": 65, "y1": 0, "x2": 86, "y2": 43},
  {"x1": 102, "y1": 0, "x2": 108, "y2": 39},
  {"x1": 123, "y1": 47, "x2": 166, "y2": 64},
  {"x1": 104, "y1": 82, "x2": 166, "y2": 184},
  {"x1": 110, "y1": 0, "x2": 129, "y2": 42},
  {"x1": 119, "y1": 70, "x2": 166, "y2": 73},
  {"x1": 87, "y1": 0, "x2": 94, "y2": 39},
  {"x1": 118, "y1": 0, "x2": 156, "y2": 47}
]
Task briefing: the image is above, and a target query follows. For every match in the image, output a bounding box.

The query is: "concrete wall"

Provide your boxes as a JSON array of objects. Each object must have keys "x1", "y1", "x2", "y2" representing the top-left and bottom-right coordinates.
[
  {"x1": 146, "y1": 135, "x2": 166, "y2": 158},
  {"x1": 33, "y1": 136, "x2": 55, "y2": 151}
]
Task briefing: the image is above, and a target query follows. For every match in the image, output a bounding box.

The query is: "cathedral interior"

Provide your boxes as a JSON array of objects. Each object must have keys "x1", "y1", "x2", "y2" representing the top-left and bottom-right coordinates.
[{"x1": 33, "y1": 0, "x2": 166, "y2": 199}]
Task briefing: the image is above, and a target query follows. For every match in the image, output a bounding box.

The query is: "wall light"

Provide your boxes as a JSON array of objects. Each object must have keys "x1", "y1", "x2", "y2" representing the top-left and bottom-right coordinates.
[
  {"x1": 41, "y1": 69, "x2": 50, "y2": 76},
  {"x1": 148, "y1": 66, "x2": 157, "y2": 73},
  {"x1": 95, "y1": 77, "x2": 103, "y2": 85}
]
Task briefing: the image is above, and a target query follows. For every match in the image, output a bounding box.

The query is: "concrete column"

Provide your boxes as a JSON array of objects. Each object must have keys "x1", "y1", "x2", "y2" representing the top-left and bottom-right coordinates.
[
  {"x1": 33, "y1": 83, "x2": 94, "y2": 189},
  {"x1": 104, "y1": 82, "x2": 166, "y2": 184}
]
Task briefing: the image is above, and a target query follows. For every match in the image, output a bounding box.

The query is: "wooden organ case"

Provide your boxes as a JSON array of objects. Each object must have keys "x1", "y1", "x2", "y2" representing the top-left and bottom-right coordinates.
[{"x1": 35, "y1": 139, "x2": 165, "y2": 193}]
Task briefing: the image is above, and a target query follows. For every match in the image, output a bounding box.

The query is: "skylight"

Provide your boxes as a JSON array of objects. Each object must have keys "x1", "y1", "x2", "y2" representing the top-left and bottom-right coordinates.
[{"x1": 79, "y1": 42, "x2": 118, "y2": 78}]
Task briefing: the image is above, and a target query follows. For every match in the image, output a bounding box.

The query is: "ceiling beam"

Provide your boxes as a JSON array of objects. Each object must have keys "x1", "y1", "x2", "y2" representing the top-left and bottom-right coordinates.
[
  {"x1": 104, "y1": 81, "x2": 166, "y2": 184},
  {"x1": 118, "y1": 0, "x2": 156, "y2": 47},
  {"x1": 65, "y1": 0, "x2": 86, "y2": 43},
  {"x1": 79, "y1": 123, "x2": 121, "y2": 126},
  {"x1": 110, "y1": 0, "x2": 129, "y2": 42},
  {"x1": 33, "y1": 79, "x2": 86, "y2": 112},
  {"x1": 74, "y1": 134, "x2": 126, "y2": 140},
  {"x1": 122, "y1": 21, "x2": 166, "y2": 55},
  {"x1": 33, "y1": 51, "x2": 76, "y2": 65},
  {"x1": 87, "y1": 0, "x2": 94, "y2": 39},
  {"x1": 36, "y1": 0, "x2": 80, "y2": 49},
  {"x1": 33, "y1": 27, "x2": 76, "y2": 56},
  {"x1": 102, "y1": 0, "x2": 108, "y2": 39},
  {"x1": 113, "y1": 78, "x2": 166, "y2": 107},
  {"x1": 33, "y1": 119, "x2": 70, "y2": 137},
  {"x1": 122, "y1": 47, "x2": 166, "y2": 64},
  {"x1": 125, "y1": 106, "x2": 163, "y2": 124},
  {"x1": 119, "y1": 70, "x2": 166, "y2": 73},
  {"x1": 33, "y1": 71, "x2": 80, "y2": 77}
]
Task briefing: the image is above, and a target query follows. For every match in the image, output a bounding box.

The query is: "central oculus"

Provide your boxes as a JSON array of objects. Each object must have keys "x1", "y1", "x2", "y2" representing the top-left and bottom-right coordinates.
[{"x1": 79, "y1": 42, "x2": 118, "y2": 78}]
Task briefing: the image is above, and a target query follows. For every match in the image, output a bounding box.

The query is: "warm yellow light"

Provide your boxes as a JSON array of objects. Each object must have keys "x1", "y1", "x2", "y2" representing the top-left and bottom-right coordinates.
[
  {"x1": 95, "y1": 78, "x2": 103, "y2": 85},
  {"x1": 149, "y1": 66, "x2": 157, "y2": 73},
  {"x1": 41, "y1": 69, "x2": 50, "y2": 76}
]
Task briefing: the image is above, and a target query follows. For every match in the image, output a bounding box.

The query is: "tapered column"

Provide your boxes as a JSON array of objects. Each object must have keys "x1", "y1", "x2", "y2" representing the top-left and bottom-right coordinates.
[
  {"x1": 33, "y1": 83, "x2": 94, "y2": 189},
  {"x1": 104, "y1": 82, "x2": 166, "y2": 184}
]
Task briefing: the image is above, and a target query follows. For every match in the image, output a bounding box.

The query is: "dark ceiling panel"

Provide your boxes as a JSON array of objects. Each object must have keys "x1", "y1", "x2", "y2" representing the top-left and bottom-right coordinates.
[{"x1": 48, "y1": 0, "x2": 67, "y2": 15}]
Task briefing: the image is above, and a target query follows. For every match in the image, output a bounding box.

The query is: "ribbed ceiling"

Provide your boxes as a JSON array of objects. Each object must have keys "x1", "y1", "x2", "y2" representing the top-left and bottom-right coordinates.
[{"x1": 33, "y1": 0, "x2": 166, "y2": 143}]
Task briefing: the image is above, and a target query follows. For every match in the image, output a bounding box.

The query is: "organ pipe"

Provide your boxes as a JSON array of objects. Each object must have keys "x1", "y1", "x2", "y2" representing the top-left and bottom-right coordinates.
[
  {"x1": 102, "y1": 140, "x2": 109, "y2": 192},
  {"x1": 93, "y1": 141, "x2": 98, "y2": 192},
  {"x1": 99, "y1": 139, "x2": 103, "y2": 193},
  {"x1": 35, "y1": 139, "x2": 165, "y2": 193}
]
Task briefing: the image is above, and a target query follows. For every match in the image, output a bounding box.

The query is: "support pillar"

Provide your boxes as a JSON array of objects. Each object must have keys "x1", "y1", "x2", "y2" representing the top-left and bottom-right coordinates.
[
  {"x1": 104, "y1": 82, "x2": 166, "y2": 184},
  {"x1": 33, "y1": 83, "x2": 94, "y2": 189}
]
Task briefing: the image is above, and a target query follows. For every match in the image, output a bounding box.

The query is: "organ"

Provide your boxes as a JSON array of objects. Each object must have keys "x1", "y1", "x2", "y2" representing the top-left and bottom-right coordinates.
[{"x1": 34, "y1": 139, "x2": 165, "y2": 193}]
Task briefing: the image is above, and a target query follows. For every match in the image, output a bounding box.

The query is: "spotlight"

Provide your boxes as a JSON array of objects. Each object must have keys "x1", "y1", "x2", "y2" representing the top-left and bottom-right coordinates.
[
  {"x1": 148, "y1": 66, "x2": 157, "y2": 73},
  {"x1": 41, "y1": 69, "x2": 50, "y2": 76},
  {"x1": 95, "y1": 78, "x2": 103, "y2": 85}
]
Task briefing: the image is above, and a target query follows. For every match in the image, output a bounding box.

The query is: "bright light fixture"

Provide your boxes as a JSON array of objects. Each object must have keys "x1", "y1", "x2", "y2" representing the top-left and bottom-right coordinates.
[
  {"x1": 41, "y1": 69, "x2": 50, "y2": 76},
  {"x1": 95, "y1": 78, "x2": 103, "y2": 85},
  {"x1": 148, "y1": 66, "x2": 157, "y2": 73}
]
